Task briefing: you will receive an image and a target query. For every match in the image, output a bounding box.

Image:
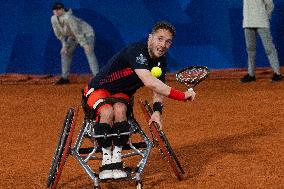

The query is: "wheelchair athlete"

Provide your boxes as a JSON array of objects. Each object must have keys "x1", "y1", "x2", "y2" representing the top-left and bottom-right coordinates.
[{"x1": 83, "y1": 21, "x2": 196, "y2": 180}]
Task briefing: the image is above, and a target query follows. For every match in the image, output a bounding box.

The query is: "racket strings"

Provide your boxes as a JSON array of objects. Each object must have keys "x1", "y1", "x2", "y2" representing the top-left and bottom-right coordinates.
[{"x1": 177, "y1": 68, "x2": 209, "y2": 84}]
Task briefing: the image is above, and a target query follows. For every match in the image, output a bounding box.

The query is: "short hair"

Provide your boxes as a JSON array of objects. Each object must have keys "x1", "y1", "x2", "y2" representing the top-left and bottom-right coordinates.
[
  {"x1": 151, "y1": 21, "x2": 176, "y2": 36},
  {"x1": 52, "y1": 2, "x2": 64, "y2": 10}
]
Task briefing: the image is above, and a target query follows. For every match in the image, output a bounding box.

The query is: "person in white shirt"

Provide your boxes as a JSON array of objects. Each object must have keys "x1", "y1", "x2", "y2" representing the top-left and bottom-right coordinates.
[
  {"x1": 241, "y1": 0, "x2": 282, "y2": 83},
  {"x1": 51, "y1": 3, "x2": 99, "y2": 84}
]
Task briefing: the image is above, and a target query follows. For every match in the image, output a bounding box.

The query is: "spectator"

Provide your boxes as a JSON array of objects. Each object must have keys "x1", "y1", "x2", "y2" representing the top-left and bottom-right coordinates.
[
  {"x1": 241, "y1": 0, "x2": 282, "y2": 83},
  {"x1": 51, "y1": 2, "x2": 99, "y2": 84}
]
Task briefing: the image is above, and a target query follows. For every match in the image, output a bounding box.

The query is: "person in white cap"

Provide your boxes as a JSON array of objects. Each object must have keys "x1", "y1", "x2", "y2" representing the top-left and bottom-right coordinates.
[{"x1": 51, "y1": 2, "x2": 99, "y2": 84}]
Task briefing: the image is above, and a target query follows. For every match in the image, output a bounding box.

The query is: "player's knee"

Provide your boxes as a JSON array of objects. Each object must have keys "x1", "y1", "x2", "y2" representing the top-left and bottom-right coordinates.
[
  {"x1": 113, "y1": 103, "x2": 128, "y2": 120},
  {"x1": 114, "y1": 102, "x2": 127, "y2": 113},
  {"x1": 99, "y1": 106, "x2": 114, "y2": 122},
  {"x1": 93, "y1": 123, "x2": 112, "y2": 148},
  {"x1": 112, "y1": 121, "x2": 131, "y2": 146}
]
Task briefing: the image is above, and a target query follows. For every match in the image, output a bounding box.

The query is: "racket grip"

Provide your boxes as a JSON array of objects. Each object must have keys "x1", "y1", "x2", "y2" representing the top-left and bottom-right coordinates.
[{"x1": 188, "y1": 88, "x2": 193, "y2": 92}]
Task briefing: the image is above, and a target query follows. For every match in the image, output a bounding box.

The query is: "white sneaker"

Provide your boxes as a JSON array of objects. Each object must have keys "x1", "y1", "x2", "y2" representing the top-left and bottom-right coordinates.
[
  {"x1": 112, "y1": 169, "x2": 127, "y2": 179},
  {"x1": 111, "y1": 146, "x2": 127, "y2": 179},
  {"x1": 99, "y1": 147, "x2": 113, "y2": 179},
  {"x1": 99, "y1": 170, "x2": 113, "y2": 180}
]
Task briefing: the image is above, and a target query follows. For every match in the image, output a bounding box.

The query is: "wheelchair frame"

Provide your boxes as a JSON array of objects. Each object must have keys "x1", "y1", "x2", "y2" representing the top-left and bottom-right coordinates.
[{"x1": 47, "y1": 100, "x2": 184, "y2": 189}]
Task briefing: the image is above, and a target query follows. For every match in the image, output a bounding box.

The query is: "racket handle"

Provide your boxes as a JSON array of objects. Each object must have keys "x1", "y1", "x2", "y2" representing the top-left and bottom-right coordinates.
[{"x1": 188, "y1": 88, "x2": 193, "y2": 92}]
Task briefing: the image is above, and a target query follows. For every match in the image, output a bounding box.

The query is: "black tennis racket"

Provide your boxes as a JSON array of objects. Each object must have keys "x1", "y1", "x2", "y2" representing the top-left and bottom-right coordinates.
[
  {"x1": 139, "y1": 100, "x2": 185, "y2": 180},
  {"x1": 176, "y1": 66, "x2": 210, "y2": 89}
]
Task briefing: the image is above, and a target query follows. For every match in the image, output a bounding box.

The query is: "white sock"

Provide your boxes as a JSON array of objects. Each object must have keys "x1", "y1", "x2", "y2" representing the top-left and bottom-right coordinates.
[
  {"x1": 112, "y1": 146, "x2": 122, "y2": 163},
  {"x1": 102, "y1": 147, "x2": 112, "y2": 165}
]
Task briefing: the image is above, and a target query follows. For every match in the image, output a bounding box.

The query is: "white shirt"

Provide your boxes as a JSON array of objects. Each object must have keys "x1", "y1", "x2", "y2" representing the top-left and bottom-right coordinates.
[{"x1": 243, "y1": 0, "x2": 274, "y2": 28}]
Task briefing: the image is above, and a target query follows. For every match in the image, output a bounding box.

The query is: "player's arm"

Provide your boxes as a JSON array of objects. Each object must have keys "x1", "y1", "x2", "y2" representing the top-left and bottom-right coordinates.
[
  {"x1": 134, "y1": 69, "x2": 195, "y2": 101},
  {"x1": 135, "y1": 68, "x2": 170, "y2": 95},
  {"x1": 148, "y1": 91, "x2": 164, "y2": 129}
]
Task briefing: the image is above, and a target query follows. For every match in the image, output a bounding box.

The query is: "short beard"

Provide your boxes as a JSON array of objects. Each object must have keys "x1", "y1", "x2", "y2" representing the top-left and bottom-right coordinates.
[{"x1": 147, "y1": 44, "x2": 157, "y2": 59}]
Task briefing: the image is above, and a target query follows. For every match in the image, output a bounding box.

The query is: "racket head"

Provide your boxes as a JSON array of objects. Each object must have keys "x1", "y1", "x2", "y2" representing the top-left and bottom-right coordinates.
[{"x1": 176, "y1": 65, "x2": 210, "y2": 88}]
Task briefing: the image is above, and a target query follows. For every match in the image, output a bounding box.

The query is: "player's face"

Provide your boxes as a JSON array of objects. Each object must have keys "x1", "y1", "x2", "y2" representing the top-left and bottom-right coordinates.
[
  {"x1": 53, "y1": 8, "x2": 64, "y2": 17},
  {"x1": 148, "y1": 29, "x2": 173, "y2": 58}
]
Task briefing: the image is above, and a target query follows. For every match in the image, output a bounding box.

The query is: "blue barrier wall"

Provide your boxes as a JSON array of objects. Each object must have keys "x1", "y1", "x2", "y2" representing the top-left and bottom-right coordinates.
[{"x1": 0, "y1": 0, "x2": 283, "y2": 74}]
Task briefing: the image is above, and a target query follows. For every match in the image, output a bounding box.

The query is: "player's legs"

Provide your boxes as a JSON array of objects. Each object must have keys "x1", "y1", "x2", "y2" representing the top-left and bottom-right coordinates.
[
  {"x1": 87, "y1": 89, "x2": 114, "y2": 179},
  {"x1": 85, "y1": 90, "x2": 131, "y2": 179},
  {"x1": 84, "y1": 35, "x2": 99, "y2": 76},
  {"x1": 111, "y1": 93, "x2": 130, "y2": 179}
]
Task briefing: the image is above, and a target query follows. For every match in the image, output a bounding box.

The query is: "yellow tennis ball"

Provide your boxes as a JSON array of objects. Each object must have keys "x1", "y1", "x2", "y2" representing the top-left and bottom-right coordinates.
[{"x1": 151, "y1": 66, "x2": 162, "y2": 78}]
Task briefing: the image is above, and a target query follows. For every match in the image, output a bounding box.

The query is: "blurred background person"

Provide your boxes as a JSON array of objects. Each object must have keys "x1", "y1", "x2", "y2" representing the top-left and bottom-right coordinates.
[
  {"x1": 51, "y1": 2, "x2": 99, "y2": 84},
  {"x1": 241, "y1": 0, "x2": 282, "y2": 83}
]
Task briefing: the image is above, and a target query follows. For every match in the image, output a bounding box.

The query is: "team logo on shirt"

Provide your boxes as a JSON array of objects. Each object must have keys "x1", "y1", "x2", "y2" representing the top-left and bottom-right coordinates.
[{"x1": 136, "y1": 54, "x2": 147, "y2": 65}]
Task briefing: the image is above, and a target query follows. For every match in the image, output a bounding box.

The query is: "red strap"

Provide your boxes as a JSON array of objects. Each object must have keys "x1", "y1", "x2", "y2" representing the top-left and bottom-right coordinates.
[{"x1": 168, "y1": 88, "x2": 185, "y2": 101}]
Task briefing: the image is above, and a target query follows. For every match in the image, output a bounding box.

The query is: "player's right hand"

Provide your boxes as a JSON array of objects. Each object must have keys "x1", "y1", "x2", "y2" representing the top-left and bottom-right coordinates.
[
  {"x1": 184, "y1": 88, "x2": 196, "y2": 101},
  {"x1": 149, "y1": 111, "x2": 163, "y2": 130}
]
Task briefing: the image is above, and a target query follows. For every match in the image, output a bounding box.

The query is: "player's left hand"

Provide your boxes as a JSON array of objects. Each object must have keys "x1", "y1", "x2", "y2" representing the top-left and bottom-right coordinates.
[{"x1": 149, "y1": 111, "x2": 162, "y2": 130}]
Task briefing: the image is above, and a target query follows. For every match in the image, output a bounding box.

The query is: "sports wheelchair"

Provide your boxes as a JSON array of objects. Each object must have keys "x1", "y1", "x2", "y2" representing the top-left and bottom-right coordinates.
[{"x1": 47, "y1": 96, "x2": 185, "y2": 189}]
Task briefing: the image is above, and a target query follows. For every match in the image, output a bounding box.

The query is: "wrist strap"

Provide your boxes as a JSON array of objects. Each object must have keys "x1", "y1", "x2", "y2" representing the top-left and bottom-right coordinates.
[
  {"x1": 168, "y1": 88, "x2": 185, "y2": 101},
  {"x1": 153, "y1": 102, "x2": 163, "y2": 114}
]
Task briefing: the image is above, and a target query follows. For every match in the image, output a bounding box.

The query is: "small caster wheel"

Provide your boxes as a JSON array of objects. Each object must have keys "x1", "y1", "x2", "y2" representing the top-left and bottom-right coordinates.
[{"x1": 136, "y1": 181, "x2": 143, "y2": 189}]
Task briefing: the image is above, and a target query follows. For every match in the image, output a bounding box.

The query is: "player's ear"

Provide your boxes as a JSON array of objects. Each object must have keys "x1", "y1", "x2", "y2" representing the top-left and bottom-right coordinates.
[{"x1": 148, "y1": 34, "x2": 153, "y2": 42}]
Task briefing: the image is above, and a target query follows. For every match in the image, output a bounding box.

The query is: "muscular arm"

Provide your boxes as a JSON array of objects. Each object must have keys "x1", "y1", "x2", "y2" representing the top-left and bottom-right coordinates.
[
  {"x1": 135, "y1": 68, "x2": 196, "y2": 101},
  {"x1": 153, "y1": 90, "x2": 164, "y2": 103},
  {"x1": 135, "y1": 69, "x2": 171, "y2": 96},
  {"x1": 150, "y1": 91, "x2": 164, "y2": 129},
  {"x1": 135, "y1": 68, "x2": 195, "y2": 128}
]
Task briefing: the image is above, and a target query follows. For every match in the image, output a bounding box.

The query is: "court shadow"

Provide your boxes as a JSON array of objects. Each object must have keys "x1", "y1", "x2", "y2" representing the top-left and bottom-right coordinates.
[
  {"x1": 57, "y1": 174, "x2": 93, "y2": 189},
  {"x1": 54, "y1": 127, "x2": 277, "y2": 188},
  {"x1": 126, "y1": 126, "x2": 276, "y2": 188},
  {"x1": 178, "y1": 126, "x2": 278, "y2": 182}
]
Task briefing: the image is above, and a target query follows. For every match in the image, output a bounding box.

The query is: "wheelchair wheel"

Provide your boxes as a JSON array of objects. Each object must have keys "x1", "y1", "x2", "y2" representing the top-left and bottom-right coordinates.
[
  {"x1": 139, "y1": 100, "x2": 184, "y2": 180},
  {"x1": 47, "y1": 107, "x2": 78, "y2": 188}
]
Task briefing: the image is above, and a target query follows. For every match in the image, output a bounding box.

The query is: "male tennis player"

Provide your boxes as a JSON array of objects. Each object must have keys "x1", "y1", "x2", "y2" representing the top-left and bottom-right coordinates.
[{"x1": 83, "y1": 21, "x2": 196, "y2": 179}]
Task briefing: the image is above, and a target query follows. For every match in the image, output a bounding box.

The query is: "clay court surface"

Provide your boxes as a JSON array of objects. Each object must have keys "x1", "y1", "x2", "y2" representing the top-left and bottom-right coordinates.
[{"x1": 0, "y1": 69, "x2": 283, "y2": 189}]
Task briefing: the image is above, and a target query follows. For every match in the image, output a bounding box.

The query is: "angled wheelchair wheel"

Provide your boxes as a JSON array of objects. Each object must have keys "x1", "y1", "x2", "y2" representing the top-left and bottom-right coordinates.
[
  {"x1": 139, "y1": 100, "x2": 184, "y2": 180},
  {"x1": 47, "y1": 107, "x2": 78, "y2": 188}
]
